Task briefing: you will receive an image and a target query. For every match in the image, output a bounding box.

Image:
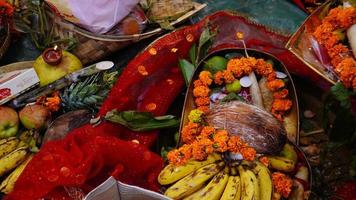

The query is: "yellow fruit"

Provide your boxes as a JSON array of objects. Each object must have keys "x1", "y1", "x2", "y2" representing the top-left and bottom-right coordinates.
[
  {"x1": 221, "y1": 175, "x2": 241, "y2": 200},
  {"x1": 246, "y1": 169, "x2": 259, "y2": 200},
  {"x1": 0, "y1": 154, "x2": 33, "y2": 194},
  {"x1": 280, "y1": 143, "x2": 297, "y2": 163},
  {"x1": 267, "y1": 156, "x2": 295, "y2": 172},
  {"x1": 184, "y1": 168, "x2": 229, "y2": 200},
  {"x1": 238, "y1": 166, "x2": 255, "y2": 200},
  {"x1": 0, "y1": 147, "x2": 28, "y2": 176},
  {"x1": 0, "y1": 137, "x2": 19, "y2": 158},
  {"x1": 34, "y1": 51, "x2": 82, "y2": 86},
  {"x1": 165, "y1": 162, "x2": 224, "y2": 199},
  {"x1": 255, "y1": 162, "x2": 273, "y2": 200},
  {"x1": 158, "y1": 153, "x2": 221, "y2": 185}
]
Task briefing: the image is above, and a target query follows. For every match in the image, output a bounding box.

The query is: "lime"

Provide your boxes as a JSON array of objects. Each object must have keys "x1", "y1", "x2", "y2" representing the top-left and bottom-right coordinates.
[
  {"x1": 203, "y1": 56, "x2": 227, "y2": 74},
  {"x1": 226, "y1": 80, "x2": 241, "y2": 93}
]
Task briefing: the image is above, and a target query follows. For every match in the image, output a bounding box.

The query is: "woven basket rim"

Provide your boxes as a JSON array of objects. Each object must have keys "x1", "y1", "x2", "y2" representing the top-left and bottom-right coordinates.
[{"x1": 52, "y1": 2, "x2": 206, "y2": 42}]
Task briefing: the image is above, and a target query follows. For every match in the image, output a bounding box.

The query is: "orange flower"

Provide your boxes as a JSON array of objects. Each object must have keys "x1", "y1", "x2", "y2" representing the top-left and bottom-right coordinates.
[
  {"x1": 200, "y1": 126, "x2": 215, "y2": 138},
  {"x1": 36, "y1": 91, "x2": 61, "y2": 112},
  {"x1": 273, "y1": 89, "x2": 289, "y2": 99},
  {"x1": 223, "y1": 70, "x2": 235, "y2": 83},
  {"x1": 193, "y1": 86, "x2": 210, "y2": 97},
  {"x1": 199, "y1": 71, "x2": 213, "y2": 86},
  {"x1": 194, "y1": 79, "x2": 204, "y2": 87},
  {"x1": 240, "y1": 147, "x2": 256, "y2": 161},
  {"x1": 214, "y1": 71, "x2": 224, "y2": 85},
  {"x1": 267, "y1": 79, "x2": 285, "y2": 91},
  {"x1": 259, "y1": 156, "x2": 269, "y2": 167},
  {"x1": 195, "y1": 97, "x2": 210, "y2": 107},
  {"x1": 227, "y1": 57, "x2": 255, "y2": 77},
  {"x1": 272, "y1": 172, "x2": 293, "y2": 198},
  {"x1": 335, "y1": 57, "x2": 356, "y2": 88},
  {"x1": 272, "y1": 99, "x2": 292, "y2": 112},
  {"x1": 254, "y1": 59, "x2": 274, "y2": 76},
  {"x1": 197, "y1": 106, "x2": 210, "y2": 114},
  {"x1": 213, "y1": 130, "x2": 229, "y2": 152},
  {"x1": 167, "y1": 144, "x2": 192, "y2": 165},
  {"x1": 181, "y1": 122, "x2": 201, "y2": 144},
  {"x1": 191, "y1": 141, "x2": 209, "y2": 160},
  {"x1": 227, "y1": 135, "x2": 244, "y2": 152}
]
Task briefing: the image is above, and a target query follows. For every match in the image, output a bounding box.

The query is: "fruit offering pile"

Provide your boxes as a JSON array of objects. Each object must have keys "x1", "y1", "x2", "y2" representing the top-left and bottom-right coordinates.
[{"x1": 159, "y1": 53, "x2": 310, "y2": 199}]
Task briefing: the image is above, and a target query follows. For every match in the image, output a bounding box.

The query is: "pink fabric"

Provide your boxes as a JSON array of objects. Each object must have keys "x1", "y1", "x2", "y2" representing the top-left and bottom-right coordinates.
[{"x1": 68, "y1": 0, "x2": 139, "y2": 34}]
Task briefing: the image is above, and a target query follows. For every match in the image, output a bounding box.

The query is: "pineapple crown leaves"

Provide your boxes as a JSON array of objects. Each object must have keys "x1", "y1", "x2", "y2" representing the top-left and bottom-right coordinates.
[{"x1": 61, "y1": 71, "x2": 118, "y2": 112}]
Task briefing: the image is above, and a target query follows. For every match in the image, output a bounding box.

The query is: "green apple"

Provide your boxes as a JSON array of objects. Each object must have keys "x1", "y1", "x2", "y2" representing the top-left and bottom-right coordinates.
[
  {"x1": 19, "y1": 105, "x2": 51, "y2": 130},
  {"x1": 34, "y1": 50, "x2": 83, "y2": 87},
  {"x1": 226, "y1": 80, "x2": 241, "y2": 93},
  {"x1": 0, "y1": 106, "x2": 19, "y2": 138}
]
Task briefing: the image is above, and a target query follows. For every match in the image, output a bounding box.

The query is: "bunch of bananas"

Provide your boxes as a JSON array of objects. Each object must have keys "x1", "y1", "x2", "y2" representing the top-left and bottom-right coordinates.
[
  {"x1": 159, "y1": 144, "x2": 304, "y2": 200},
  {"x1": 0, "y1": 131, "x2": 36, "y2": 194}
]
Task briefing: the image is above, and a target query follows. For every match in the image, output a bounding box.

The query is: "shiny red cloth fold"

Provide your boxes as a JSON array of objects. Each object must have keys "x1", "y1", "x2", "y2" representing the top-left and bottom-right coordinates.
[{"x1": 7, "y1": 11, "x2": 328, "y2": 199}]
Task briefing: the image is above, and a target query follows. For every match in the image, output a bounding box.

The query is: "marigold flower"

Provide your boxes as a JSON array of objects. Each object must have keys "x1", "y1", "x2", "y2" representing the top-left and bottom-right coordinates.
[
  {"x1": 227, "y1": 135, "x2": 244, "y2": 152},
  {"x1": 213, "y1": 130, "x2": 229, "y2": 152},
  {"x1": 227, "y1": 57, "x2": 254, "y2": 77},
  {"x1": 267, "y1": 79, "x2": 285, "y2": 91},
  {"x1": 199, "y1": 71, "x2": 213, "y2": 86},
  {"x1": 194, "y1": 79, "x2": 204, "y2": 87},
  {"x1": 223, "y1": 70, "x2": 235, "y2": 83},
  {"x1": 197, "y1": 106, "x2": 210, "y2": 114},
  {"x1": 193, "y1": 86, "x2": 210, "y2": 97},
  {"x1": 254, "y1": 59, "x2": 274, "y2": 76},
  {"x1": 259, "y1": 156, "x2": 269, "y2": 167},
  {"x1": 240, "y1": 147, "x2": 256, "y2": 161},
  {"x1": 273, "y1": 89, "x2": 289, "y2": 99},
  {"x1": 181, "y1": 122, "x2": 201, "y2": 144},
  {"x1": 214, "y1": 71, "x2": 224, "y2": 85},
  {"x1": 167, "y1": 144, "x2": 192, "y2": 166},
  {"x1": 191, "y1": 141, "x2": 209, "y2": 160},
  {"x1": 188, "y1": 109, "x2": 204, "y2": 123},
  {"x1": 200, "y1": 126, "x2": 215, "y2": 138},
  {"x1": 195, "y1": 97, "x2": 210, "y2": 107},
  {"x1": 272, "y1": 172, "x2": 293, "y2": 198},
  {"x1": 272, "y1": 99, "x2": 292, "y2": 112}
]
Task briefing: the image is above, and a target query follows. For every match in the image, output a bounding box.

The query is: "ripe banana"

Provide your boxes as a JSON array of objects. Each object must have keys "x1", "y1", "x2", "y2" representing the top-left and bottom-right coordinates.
[
  {"x1": 184, "y1": 167, "x2": 229, "y2": 200},
  {"x1": 280, "y1": 143, "x2": 297, "y2": 163},
  {"x1": 165, "y1": 162, "x2": 224, "y2": 199},
  {"x1": 158, "y1": 153, "x2": 221, "y2": 185},
  {"x1": 267, "y1": 156, "x2": 295, "y2": 172},
  {"x1": 238, "y1": 166, "x2": 255, "y2": 200},
  {"x1": 0, "y1": 146, "x2": 28, "y2": 177},
  {"x1": 255, "y1": 162, "x2": 272, "y2": 200},
  {"x1": 246, "y1": 169, "x2": 259, "y2": 200},
  {"x1": 0, "y1": 154, "x2": 33, "y2": 194},
  {"x1": 220, "y1": 175, "x2": 241, "y2": 200},
  {"x1": 0, "y1": 137, "x2": 20, "y2": 158}
]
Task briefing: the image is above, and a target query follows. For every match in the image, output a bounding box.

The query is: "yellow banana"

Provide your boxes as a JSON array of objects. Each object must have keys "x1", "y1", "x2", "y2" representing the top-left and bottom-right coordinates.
[
  {"x1": 0, "y1": 137, "x2": 20, "y2": 158},
  {"x1": 221, "y1": 175, "x2": 241, "y2": 200},
  {"x1": 0, "y1": 154, "x2": 33, "y2": 194},
  {"x1": 0, "y1": 147, "x2": 28, "y2": 177},
  {"x1": 267, "y1": 156, "x2": 295, "y2": 172},
  {"x1": 158, "y1": 153, "x2": 221, "y2": 185},
  {"x1": 238, "y1": 166, "x2": 255, "y2": 200},
  {"x1": 165, "y1": 162, "x2": 224, "y2": 199},
  {"x1": 184, "y1": 167, "x2": 229, "y2": 200},
  {"x1": 246, "y1": 169, "x2": 259, "y2": 200},
  {"x1": 255, "y1": 162, "x2": 273, "y2": 200}
]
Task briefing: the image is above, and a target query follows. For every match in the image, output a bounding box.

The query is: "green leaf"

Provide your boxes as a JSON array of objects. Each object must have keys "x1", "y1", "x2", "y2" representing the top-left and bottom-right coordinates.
[
  {"x1": 189, "y1": 44, "x2": 197, "y2": 66},
  {"x1": 105, "y1": 110, "x2": 180, "y2": 132},
  {"x1": 220, "y1": 93, "x2": 245, "y2": 103},
  {"x1": 330, "y1": 82, "x2": 354, "y2": 109},
  {"x1": 198, "y1": 28, "x2": 212, "y2": 50},
  {"x1": 179, "y1": 59, "x2": 195, "y2": 86}
]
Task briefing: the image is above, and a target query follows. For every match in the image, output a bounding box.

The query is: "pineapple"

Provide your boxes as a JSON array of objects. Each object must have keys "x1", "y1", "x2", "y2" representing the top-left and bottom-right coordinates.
[{"x1": 60, "y1": 71, "x2": 118, "y2": 112}]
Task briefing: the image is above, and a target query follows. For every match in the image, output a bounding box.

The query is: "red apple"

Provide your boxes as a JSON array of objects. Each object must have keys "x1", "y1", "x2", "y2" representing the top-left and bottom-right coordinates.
[
  {"x1": 0, "y1": 106, "x2": 19, "y2": 138},
  {"x1": 19, "y1": 105, "x2": 51, "y2": 130}
]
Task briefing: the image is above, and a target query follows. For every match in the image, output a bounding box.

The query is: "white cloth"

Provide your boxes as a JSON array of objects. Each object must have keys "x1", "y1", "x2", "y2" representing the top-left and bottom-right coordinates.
[{"x1": 67, "y1": 0, "x2": 139, "y2": 34}]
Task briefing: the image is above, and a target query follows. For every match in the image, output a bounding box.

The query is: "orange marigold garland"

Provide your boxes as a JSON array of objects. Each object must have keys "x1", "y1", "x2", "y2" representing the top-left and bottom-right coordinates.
[
  {"x1": 313, "y1": 6, "x2": 356, "y2": 88},
  {"x1": 272, "y1": 172, "x2": 293, "y2": 198},
  {"x1": 168, "y1": 56, "x2": 293, "y2": 166}
]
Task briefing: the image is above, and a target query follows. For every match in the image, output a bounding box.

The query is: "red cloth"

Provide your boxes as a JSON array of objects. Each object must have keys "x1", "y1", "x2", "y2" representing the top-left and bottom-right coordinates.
[{"x1": 7, "y1": 11, "x2": 329, "y2": 199}]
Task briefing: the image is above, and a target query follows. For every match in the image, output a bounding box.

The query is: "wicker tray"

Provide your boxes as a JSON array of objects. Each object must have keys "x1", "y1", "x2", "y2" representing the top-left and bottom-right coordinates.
[{"x1": 52, "y1": 2, "x2": 206, "y2": 65}]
